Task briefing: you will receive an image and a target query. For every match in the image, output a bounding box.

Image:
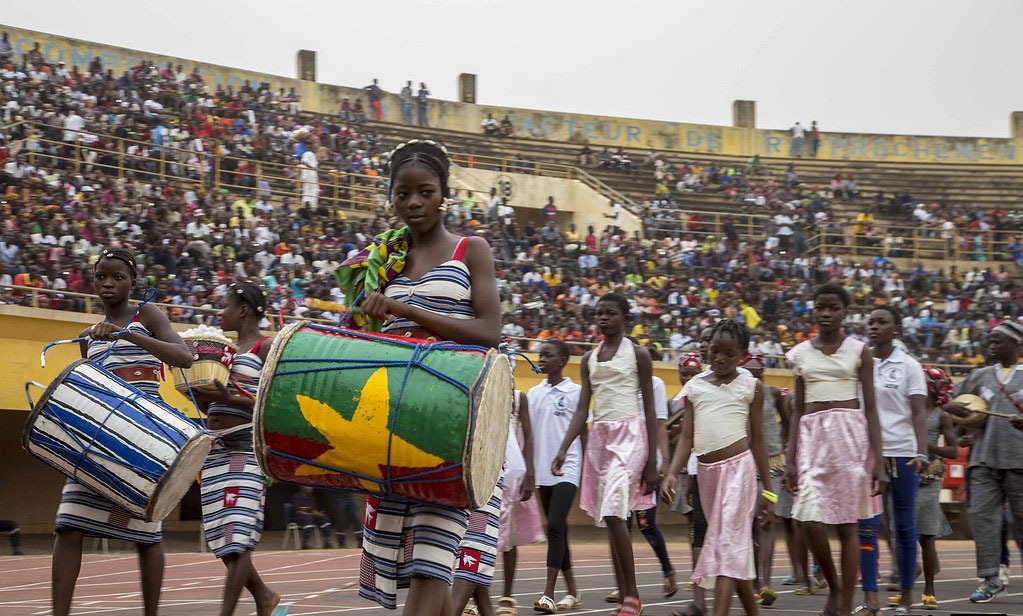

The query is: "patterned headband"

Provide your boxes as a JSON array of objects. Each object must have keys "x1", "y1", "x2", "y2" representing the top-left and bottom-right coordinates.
[
  {"x1": 678, "y1": 353, "x2": 702, "y2": 368},
  {"x1": 98, "y1": 249, "x2": 137, "y2": 276},
  {"x1": 388, "y1": 139, "x2": 449, "y2": 160}
]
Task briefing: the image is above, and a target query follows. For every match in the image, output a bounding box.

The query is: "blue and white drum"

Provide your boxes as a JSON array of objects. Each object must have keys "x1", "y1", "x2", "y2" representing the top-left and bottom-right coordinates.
[{"x1": 23, "y1": 359, "x2": 211, "y2": 522}]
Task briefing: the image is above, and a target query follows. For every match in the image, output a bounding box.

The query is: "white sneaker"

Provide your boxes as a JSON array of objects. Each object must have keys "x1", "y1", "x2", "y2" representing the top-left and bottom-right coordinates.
[{"x1": 999, "y1": 563, "x2": 1010, "y2": 587}]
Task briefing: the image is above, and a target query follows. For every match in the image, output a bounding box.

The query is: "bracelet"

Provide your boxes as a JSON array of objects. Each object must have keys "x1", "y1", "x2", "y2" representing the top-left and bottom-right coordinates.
[
  {"x1": 916, "y1": 453, "x2": 929, "y2": 462},
  {"x1": 761, "y1": 489, "x2": 778, "y2": 503}
]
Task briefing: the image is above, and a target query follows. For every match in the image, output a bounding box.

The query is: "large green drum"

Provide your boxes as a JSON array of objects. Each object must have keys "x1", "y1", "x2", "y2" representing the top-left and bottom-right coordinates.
[{"x1": 254, "y1": 322, "x2": 513, "y2": 509}]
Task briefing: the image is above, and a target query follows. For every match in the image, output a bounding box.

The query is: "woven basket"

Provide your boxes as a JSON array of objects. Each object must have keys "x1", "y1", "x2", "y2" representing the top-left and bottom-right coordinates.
[{"x1": 174, "y1": 335, "x2": 237, "y2": 394}]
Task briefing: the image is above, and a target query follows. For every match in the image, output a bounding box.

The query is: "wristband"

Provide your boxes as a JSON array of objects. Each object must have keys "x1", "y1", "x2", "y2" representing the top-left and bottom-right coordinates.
[
  {"x1": 761, "y1": 489, "x2": 778, "y2": 504},
  {"x1": 916, "y1": 453, "x2": 929, "y2": 462}
]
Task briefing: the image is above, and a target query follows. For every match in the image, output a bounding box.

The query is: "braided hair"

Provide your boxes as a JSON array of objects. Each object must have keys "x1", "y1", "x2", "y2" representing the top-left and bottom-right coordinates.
[
  {"x1": 871, "y1": 304, "x2": 902, "y2": 332},
  {"x1": 542, "y1": 339, "x2": 571, "y2": 361},
  {"x1": 96, "y1": 248, "x2": 138, "y2": 279},
  {"x1": 228, "y1": 280, "x2": 267, "y2": 317},
  {"x1": 388, "y1": 139, "x2": 451, "y2": 199},
  {"x1": 814, "y1": 282, "x2": 851, "y2": 307},
  {"x1": 597, "y1": 292, "x2": 630, "y2": 317},
  {"x1": 708, "y1": 318, "x2": 750, "y2": 354}
]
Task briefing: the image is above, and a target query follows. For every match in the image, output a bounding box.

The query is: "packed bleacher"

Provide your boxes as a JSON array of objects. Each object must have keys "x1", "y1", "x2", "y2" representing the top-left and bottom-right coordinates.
[{"x1": 2, "y1": 36, "x2": 1023, "y2": 373}]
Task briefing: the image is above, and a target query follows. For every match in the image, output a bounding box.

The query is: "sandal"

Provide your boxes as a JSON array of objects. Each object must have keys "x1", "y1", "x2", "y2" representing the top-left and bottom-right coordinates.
[
  {"x1": 497, "y1": 596, "x2": 518, "y2": 616},
  {"x1": 670, "y1": 606, "x2": 704, "y2": 616},
  {"x1": 604, "y1": 590, "x2": 620, "y2": 603},
  {"x1": 921, "y1": 594, "x2": 938, "y2": 610},
  {"x1": 893, "y1": 608, "x2": 910, "y2": 616},
  {"x1": 663, "y1": 570, "x2": 678, "y2": 598},
  {"x1": 463, "y1": 604, "x2": 480, "y2": 616},
  {"x1": 849, "y1": 606, "x2": 880, "y2": 616},
  {"x1": 794, "y1": 585, "x2": 817, "y2": 596},
  {"x1": 758, "y1": 586, "x2": 778, "y2": 606},
  {"x1": 555, "y1": 594, "x2": 581, "y2": 611},
  {"x1": 533, "y1": 595, "x2": 556, "y2": 614},
  {"x1": 618, "y1": 596, "x2": 642, "y2": 616}
]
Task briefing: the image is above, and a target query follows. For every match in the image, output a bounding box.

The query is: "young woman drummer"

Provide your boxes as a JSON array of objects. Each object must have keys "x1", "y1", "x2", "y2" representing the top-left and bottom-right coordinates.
[
  {"x1": 52, "y1": 248, "x2": 193, "y2": 616},
  {"x1": 192, "y1": 281, "x2": 280, "y2": 616},
  {"x1": 340, "y1": 139, "x2": 501, "y2": 616}
]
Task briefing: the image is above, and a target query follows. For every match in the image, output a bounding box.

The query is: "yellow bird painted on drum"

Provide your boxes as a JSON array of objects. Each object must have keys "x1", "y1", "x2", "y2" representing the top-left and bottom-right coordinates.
[{"x1": 293, "y1": 367, "x2": 444, "y2": 491}]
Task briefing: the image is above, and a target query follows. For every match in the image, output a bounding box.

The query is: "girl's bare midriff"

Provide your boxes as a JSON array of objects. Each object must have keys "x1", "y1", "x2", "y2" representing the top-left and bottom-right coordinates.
[
  {"x1": 698, "y1": 437, "x2": 750, "y2": 464},
  {"x1": 807, "y1": 399, "x2": 860, "y2": 414}
]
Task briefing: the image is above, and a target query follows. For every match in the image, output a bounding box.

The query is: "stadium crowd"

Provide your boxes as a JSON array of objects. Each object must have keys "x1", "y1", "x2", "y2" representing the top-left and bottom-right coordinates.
[{"x1": 2, "y1": 34, "x2": 1023, "y2": 373}]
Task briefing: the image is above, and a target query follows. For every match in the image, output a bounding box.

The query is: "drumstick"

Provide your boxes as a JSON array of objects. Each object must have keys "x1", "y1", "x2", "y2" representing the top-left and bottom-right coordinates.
[
  {"x1": 971, "y1": 408, "x2": 1016, "y2": 419},
  {"x1": 40, "y1": 331, "x2": 130, "y2": 367}
]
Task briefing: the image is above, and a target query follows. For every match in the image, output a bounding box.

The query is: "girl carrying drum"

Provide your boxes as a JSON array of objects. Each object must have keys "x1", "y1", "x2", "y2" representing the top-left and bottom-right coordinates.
[
  {"x1": 52, "y1": 248, "x2": 193, "y2": 616},
  {"x1": 338, "y1": 139, "x2": 501, "y2": 615}
]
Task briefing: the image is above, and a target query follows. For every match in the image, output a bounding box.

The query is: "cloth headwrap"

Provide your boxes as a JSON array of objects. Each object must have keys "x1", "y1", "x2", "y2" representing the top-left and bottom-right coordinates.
[
  {"x1": 923, "y1": 366, "x2": 952, "y2": 406},
  {"x1": 992, "y1": 321, "x2": 1023, "y2": 343},
  {"x1": 678, "y1": 353, "x2": 702, "y2": 368},
  {"x1": 334, "y1": 226, "x2": 410, "y2": 331},
  {"x1": 740, "y1": 354, "x2": 766, "y2": 370}
]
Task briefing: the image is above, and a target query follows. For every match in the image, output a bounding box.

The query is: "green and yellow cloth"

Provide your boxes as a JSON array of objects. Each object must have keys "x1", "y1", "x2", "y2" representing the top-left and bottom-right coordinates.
[{"x1": 335, "y1": 227, "x2": 410, "y2": 330}]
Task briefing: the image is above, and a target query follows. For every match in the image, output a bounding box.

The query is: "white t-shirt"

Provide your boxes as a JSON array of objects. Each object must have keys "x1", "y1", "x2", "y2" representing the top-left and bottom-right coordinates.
[
  {"x1": 642, "y1": 376, "x2": 668, "y2": 466},
  {"x1": 528, "y1": 377, "x2": 583, "y2": 487},
  {"x1": 873, "y1": 347, "x2": 927, "y2": 457}
]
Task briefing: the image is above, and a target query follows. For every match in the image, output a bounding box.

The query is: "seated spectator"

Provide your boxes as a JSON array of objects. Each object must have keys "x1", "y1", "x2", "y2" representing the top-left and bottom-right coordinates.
[{"x1": 480, "y1": 113, "x2": 499, "y2": 136}]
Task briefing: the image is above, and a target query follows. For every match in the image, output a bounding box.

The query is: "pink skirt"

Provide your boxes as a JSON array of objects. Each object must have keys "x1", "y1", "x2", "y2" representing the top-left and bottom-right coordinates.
[
  {"x1": 693, "y1": 450, "x2": 757, "y2": 588},
  {"x1": 497, "y1": 475, "x2": 545, "y2": 552},
  {"x1": 580, "y1": 413, "x2": 656, "y2": 526},
  {"x1": 792, "y1": 408, "x2": 880, "y2": 525}
]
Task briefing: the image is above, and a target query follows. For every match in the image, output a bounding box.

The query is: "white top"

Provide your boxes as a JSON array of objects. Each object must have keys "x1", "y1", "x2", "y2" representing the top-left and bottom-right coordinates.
[
  {"x1": 642, "y1": 376, "x2": 669, "y2": 466},
  {"x1": 528, "y1": 377, "x2": 583, "y2": 487},
  {"x1": 786, "y1": 337, "x2": 864, "y2": 403},
  {"x1": 873, "y1": 347, "x2": 927, "y2": 457},
  {"x1": 588, "y1": 338, "x2": 641, "y2": 422},
  {"x1": 682, "y1": 371, "x2": 758, "y2": 455}
]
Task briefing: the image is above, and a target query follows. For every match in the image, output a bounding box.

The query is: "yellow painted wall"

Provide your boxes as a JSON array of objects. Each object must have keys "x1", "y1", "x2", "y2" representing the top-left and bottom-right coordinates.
[
  {"x1": 4, "y1": 24, "x2": 1019, "y2": 165},
  {"x1": 451, "y1": 166, "x2": 642, "y2": 236}
]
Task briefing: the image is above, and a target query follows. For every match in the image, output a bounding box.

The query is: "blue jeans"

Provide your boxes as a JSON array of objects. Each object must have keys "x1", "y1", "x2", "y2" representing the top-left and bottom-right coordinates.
[
  {"x1": 859, "y1": 457, "x2": 918, "y2": 591},
  {"x1": 402, "y1": 102, "x2": 413, "y2": 125}
]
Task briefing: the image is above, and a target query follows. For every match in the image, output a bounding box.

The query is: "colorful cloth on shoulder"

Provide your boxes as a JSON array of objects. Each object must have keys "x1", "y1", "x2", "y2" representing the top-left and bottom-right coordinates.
[{"x1": 335, "y1": 226, "x2": 410, "y2": 330}]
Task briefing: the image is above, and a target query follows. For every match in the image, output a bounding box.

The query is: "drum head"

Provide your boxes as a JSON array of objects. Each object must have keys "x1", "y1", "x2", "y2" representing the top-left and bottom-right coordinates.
[
  {"x1": 147, "y1": 434, "x2": 212, "y2": 522},
  {"x1": 951, "y1": 393, "x2": 988, "y2": 429},
  {"x1": 464, "y1": 352, "x2": 513, "y2": 509}
]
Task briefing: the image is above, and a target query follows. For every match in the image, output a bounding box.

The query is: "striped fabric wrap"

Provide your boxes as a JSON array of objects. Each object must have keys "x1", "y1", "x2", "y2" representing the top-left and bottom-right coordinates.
[
  {"x1": 201, "y1": 447, "x2": 266, "y2": 557},
  {"x1": 358, "y1": 496, "x2": 469, "y2": 610},
  {"x1": 56, "y1": 480, "x2": 162, "y2": 544},
  {"x1": 454, "y1": 479, "x2": 503, "y2": 586},
  {"x1": 335, "y1": 226, "x2": 410, "y2": 330}
]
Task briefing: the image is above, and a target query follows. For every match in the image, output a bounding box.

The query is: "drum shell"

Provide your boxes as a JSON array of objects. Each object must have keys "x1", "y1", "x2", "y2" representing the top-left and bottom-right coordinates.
[
  {"x1": 23, "y1": 360, "x2": 211, "y2": 522},
  {"x1": 254, "y1": 323, "x2": 512, "y2": 509},
  {"x1": 950, "y1": 393, "x2": 988, "y2": 429}
]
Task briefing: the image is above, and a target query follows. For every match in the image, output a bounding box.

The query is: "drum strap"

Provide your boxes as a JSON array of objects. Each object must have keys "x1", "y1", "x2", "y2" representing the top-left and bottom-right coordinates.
[{"x1": 995, "y1": 368, "x2": 1023, "y2": 415}]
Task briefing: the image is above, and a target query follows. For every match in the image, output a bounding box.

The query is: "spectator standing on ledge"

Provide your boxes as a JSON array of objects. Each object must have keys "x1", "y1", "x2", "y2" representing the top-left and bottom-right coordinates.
[
  {"x1": 417, "y1": 82, "x2": 430, "y2": 127},
  {"x1": 808, "y1": 121, "x2": 821, "y2": 157},
  {"x1": 790, "y1": 122, "x2": 805, "y2": 158},
  {"x1": 365, "y1": 78, "x2": 383, "y2": 121},
  {"x1": 400, "y1": 80, "x2": 414, "y2": 125},
  {"x1": 543, "y1": 196, "x2": 558, "y2": 225}
]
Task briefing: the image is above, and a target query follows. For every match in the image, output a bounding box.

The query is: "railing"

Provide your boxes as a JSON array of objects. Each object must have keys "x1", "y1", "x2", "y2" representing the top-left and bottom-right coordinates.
[
  {"x1": 807, "y1": 222, "x2": 1019, "y2": 263},
  {"x1": 450, "y1": 151, "x2": 641, "y2": 211},
  {"x1": 14, "y1": 122, "x2": 382, "y2": 214},
  {"x1": 2, "y1": 285, "x2": 981, "y2": 375}
]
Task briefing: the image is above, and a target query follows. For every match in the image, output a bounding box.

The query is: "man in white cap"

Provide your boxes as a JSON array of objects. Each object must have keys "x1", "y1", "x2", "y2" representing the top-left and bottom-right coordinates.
[{"x1": 944, "y1": 320, "x2": 1023, "y2": 604}]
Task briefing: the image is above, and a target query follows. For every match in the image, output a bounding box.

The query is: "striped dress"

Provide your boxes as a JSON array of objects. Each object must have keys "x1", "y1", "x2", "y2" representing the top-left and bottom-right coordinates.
[
  {"x1": 54, "y1": 321, "x2": 165, "y2": 544},
  {"x1": 360, "y1": 236, "x2": 475, "y2": 610},
  {"x1": 200, "y1": 338, "x2": 271, "y2": 558}
]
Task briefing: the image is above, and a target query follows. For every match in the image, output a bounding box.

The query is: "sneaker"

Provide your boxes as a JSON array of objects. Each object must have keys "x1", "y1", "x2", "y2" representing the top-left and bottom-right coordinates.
[
  {"x1": 781, "y1": 574, "x2": 799, "y2": 585},
  {"x1": 999, "y1": 563, "x2": 1010, "y2": 587},
  {"x1": 969, "y1": 578, "x2": 1005, "y2": 603}
]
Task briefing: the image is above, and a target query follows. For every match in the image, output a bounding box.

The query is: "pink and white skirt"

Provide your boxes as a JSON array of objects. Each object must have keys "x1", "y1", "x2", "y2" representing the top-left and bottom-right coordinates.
[
  {"x1": 580, "y1": 413, "x2": 656, "y2": 526},
  {"x1": 692, "y1": 449, "x2": 757, "y2": 588},
  {"x1": 792, "y1": 407, "x2": 880, "y2": 525}
]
